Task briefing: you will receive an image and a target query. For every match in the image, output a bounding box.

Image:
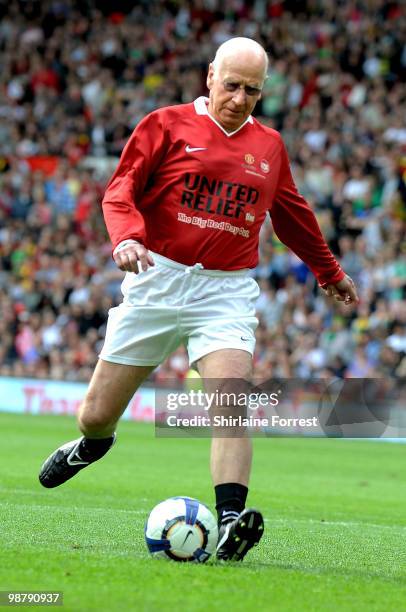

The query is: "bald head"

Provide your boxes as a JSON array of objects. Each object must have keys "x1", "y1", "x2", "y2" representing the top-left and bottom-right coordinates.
[
  {"x1": 206, "y1": 37, "x2": 268, "y2": 132},
  {"x1": 212, "y1": 37, "x2": 268, "y2": 82}
]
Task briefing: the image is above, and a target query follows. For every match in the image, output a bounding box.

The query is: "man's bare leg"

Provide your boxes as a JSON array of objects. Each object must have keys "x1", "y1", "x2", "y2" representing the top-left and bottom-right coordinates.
[
  {"x1": 197, "y1": 349, "x2": 253, "y2": 487},
  {"x1": 197, "y1": 349, "x2": 264, "y2": 560},
  {"x1": 78, "y1": 359, "x2": 155, "y2": 437},
  {"x1": 39, "y1": 359, "x2": 155, "y2": 487}
]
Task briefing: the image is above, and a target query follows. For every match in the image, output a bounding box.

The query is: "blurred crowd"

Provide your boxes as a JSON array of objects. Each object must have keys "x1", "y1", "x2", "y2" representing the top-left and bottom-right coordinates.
[{"x1": 0, "y1": 0, "x2": 405, "y2": 383}]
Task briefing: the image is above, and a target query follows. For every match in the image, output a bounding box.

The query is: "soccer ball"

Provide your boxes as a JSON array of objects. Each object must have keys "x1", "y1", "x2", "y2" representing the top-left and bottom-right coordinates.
[{"x1": 145, "y1": 496, "x2": 218, "y2": 563}]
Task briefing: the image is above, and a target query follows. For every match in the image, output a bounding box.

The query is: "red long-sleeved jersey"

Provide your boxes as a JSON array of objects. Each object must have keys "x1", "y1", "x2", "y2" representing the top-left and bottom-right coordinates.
[{"x1": 102, "y1": 97, "x2": 344, "y2": 286}]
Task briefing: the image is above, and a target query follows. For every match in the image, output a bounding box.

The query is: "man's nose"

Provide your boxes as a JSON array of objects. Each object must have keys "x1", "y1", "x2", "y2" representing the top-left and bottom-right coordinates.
[{"x1": 232, "y1": 87, "x2": 247, "y2": 105}]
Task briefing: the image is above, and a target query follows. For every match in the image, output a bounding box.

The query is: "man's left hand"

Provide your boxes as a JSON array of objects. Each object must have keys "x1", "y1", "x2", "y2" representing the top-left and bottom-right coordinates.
[{"x1": 323, "y1": 275, "x2": 359, "y2": 305}]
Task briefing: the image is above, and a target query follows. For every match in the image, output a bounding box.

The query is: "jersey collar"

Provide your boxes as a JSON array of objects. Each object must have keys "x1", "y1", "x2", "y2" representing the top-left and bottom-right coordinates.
[{"x1": 194, "y1": 96, "x2": 253, "y2": 137}]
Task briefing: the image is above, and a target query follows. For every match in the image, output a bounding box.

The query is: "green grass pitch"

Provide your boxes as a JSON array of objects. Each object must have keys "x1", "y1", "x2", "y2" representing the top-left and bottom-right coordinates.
[{"x1": 1, "y1": 412, "x2": 406, "y2": 611}]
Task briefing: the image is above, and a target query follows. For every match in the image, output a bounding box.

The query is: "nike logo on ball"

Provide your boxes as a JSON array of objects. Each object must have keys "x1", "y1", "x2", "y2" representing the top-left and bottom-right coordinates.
[
  {"x1": 185, "y1": 145, "x2": 207, "y2": 153},
  {"x1": 182, "y1": 529, "x2": 194, "y2": 545}
]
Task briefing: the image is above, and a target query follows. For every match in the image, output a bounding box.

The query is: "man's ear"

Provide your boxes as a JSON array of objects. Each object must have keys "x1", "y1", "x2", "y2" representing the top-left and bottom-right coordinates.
[
  {"x1": 258, "y1": 76, "x2": 267, "y2": 100},
  {"x1": 207, "y1": 63, "x2": 214, "y2": 90}
]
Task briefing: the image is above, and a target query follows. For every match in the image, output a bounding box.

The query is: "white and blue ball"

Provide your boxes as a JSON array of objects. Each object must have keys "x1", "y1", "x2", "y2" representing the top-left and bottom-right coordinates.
[{"x1": 145, "y1": 496, "x2": 218, "y2": 563}]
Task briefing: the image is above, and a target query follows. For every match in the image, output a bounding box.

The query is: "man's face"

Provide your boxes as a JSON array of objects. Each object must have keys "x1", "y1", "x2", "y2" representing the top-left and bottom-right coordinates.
[{"x1": 207, "y1": 56, "x2": 265, "y2": 132}]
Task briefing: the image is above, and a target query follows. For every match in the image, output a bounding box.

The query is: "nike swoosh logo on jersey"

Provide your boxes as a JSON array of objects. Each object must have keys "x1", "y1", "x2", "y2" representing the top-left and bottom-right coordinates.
[{"x1": 185, "y1": 145, "x2": 207, "y2": 153}]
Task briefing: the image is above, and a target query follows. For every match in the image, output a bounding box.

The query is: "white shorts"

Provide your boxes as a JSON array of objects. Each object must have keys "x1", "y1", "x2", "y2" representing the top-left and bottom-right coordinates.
[{"x1": 99, "y1": 252, "x2": 260, "y2": 367}]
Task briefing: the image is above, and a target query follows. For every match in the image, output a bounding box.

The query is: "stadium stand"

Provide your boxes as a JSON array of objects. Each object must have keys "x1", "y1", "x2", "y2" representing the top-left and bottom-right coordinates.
[{"x1": 0, "y1": 0, "x2": 405, "y2": 382}]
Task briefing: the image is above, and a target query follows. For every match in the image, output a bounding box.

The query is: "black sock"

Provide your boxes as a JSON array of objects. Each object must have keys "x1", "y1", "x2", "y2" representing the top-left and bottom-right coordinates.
[
  {"x1": 78, "y1": 435, "x2": 115, "y2": 461},
  {"x1": 215, "y1": 483, "x2": 248, "y2": 525}
]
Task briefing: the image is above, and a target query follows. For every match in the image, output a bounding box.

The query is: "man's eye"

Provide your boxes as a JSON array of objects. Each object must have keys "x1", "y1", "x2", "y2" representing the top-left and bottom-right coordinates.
[
  {"x1": 224, "y1": 82, "x2": 239, "y2": 91},
  {"x1": 223, "y1": 82, "x2": 261, "y2": 95},
  {"x1": 246, "y1": 87, "x2": 261, "y2": 96}
]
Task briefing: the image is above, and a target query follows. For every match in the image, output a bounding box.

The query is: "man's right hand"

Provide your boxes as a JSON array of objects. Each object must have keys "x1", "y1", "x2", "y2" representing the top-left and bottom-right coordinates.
[{"x1": 113, "y1": 240, "x2": 155, "y2": 273}]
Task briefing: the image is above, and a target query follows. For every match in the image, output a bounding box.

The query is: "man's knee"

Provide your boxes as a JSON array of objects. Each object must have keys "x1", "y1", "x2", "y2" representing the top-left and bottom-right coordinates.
[{"x1": 206, "y1": 378, "x2": 251, "y2": 437}]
